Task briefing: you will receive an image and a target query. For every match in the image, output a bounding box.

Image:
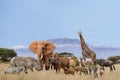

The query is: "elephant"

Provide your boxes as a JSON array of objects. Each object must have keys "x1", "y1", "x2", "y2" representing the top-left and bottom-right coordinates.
[
  {"x1": 29, "y1": 41, "x2": 56, "y2": 70},
  {"x1": 10, "y1": 56, "x2": 42, "y2": 73}
]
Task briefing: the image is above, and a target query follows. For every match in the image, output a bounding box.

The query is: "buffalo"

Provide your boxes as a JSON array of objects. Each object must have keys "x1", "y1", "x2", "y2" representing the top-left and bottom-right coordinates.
[{"x1": 49, "y1": 53, "x2": 70, "y2": 73}]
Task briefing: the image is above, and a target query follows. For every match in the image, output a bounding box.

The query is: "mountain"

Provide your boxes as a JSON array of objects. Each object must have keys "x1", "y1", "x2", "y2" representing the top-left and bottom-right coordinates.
[
  {"x1": 47, "y1": 38, "x2": 80, "y2": 45},
  {"x1": 12, "y1": 38, "x2": 120, "y2": 59}
]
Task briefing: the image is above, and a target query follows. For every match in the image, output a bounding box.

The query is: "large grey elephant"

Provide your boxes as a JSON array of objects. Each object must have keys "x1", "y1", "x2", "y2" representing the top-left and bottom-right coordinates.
[{"x1": 10, "y1": 56, "x2": 42, "y2": 73}]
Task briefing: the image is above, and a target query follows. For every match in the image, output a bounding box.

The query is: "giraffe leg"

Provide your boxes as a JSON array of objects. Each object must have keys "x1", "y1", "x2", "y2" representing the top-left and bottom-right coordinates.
[
  {"x1": 83, "y1": 56, "x2": 86, "y2": 62},
  {"x1": 92, "y1": 58, "x2": 95, "y2": 65}
]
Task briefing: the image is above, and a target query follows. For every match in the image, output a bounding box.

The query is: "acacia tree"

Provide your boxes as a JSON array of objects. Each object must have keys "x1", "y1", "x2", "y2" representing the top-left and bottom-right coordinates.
[
  {"x1": 107, "y1": 56, "x2": 120, "y2": 62},
  {"x1": 0, "y1": 48, "x2": 17, "y2": 62},
  {"x1": 59, "y1": 52, "x2": 74, "y2": 57}
]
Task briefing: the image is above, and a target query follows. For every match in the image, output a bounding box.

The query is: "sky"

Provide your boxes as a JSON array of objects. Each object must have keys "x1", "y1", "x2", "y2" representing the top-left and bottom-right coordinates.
[{"x1": 0, "y1": 0, "x2": 120, "y2": 48}]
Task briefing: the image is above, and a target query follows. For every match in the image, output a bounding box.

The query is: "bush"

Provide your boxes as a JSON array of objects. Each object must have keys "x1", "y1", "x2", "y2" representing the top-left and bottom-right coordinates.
[
  {"x1": 59, "y1": 52, "x2": 74, "y2": 57},
  {"x1": 0, "y1": 48, "x2": 17, "y2": 62},
  {"x1": 107, "y1": 56, "x2": 120, "y2": 62}
]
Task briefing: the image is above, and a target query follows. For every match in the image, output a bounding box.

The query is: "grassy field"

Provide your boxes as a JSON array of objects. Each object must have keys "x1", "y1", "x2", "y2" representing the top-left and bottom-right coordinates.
[{"x1": 0, "y1": 63, "x2": 120, "y2": 80}]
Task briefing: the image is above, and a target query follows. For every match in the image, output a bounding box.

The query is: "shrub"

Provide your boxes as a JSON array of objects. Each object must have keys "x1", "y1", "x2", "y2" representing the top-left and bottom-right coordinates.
[
  {"x1": 107, "y1": 56, "x2": 120, "y2": 62},
  {"x1": 59, "y1": 52, "x2": 74, "y2": 57},
  {"x1": 0, "y1": 48, "x2": 17, "y2": 62}
]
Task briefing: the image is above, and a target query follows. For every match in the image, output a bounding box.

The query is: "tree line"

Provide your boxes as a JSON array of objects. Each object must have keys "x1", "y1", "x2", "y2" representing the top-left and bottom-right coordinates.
[{"x1": 0, "y1": 48, "x2": 17, "y2": 62}]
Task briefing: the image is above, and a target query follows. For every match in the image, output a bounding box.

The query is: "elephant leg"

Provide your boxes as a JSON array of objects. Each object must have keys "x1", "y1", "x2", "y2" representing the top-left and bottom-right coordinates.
[
  {"x1": 45, "y1": 60, "x2": 50, "y2": 70},
  {"x1": 45, "y1": 54, "x2": 54, "y2": 70}
]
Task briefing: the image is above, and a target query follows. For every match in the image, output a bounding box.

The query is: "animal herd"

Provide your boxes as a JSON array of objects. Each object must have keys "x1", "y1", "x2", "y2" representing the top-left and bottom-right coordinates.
[
  {"x1": 4, "y1": 53, "x2": 116, "y2": 78},
  {"x1": 4, "y1": 32, "x2": 118, "y2": 78}
]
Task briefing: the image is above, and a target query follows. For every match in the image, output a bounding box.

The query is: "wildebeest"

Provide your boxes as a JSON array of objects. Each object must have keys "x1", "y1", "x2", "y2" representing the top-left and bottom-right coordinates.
[
  {"x1": 49, "y1": 53, "x2": 69, "y2": 73},
  {"x1": 95, "y1": 59, "x2": 116, "y2": 71},
  {"x1": 4, "y1": 66, "x2": 27, "y2": 74},
  {"x1": 10, "y1": 56, "x2": 42, "y2": 73}
]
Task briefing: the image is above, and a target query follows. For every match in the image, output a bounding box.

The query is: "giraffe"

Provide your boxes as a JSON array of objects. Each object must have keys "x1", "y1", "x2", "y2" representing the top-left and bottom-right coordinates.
[{"x1": 78, "y1": 32, "x2": 96, "y2": 64}]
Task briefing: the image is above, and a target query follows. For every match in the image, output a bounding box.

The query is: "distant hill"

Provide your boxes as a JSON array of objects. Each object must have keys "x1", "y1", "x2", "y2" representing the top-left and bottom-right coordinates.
[
  {"x1": 12, "y1": 38, "x2": 120, "y2": 59},
  {"x1": 47, "y1": 38, "x2": 80, "y2": 45}
]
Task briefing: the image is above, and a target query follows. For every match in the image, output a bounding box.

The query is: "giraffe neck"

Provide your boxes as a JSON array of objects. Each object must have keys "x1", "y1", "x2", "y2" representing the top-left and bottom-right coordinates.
[{"x1": 79, "y1": 34, "x2": 90, "y2": 51}]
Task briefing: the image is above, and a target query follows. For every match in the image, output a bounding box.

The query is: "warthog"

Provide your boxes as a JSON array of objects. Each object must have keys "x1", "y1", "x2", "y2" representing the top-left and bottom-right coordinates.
[
  {"x1": 63, "y1": 67, "x2": 75, "y2": 75},
  {"x1": 75, "y1": 66, "x2": 88, "y2": 75},
  {"x1": 10, "y1": 56, "x2": 42, "y2": 72}
]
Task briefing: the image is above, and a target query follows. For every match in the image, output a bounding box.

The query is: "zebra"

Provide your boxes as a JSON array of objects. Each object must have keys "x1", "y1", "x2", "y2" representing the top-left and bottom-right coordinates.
[
  {"x1": 88, "y1": 64, "x2": 98, "y2": 78},
  {"x1": 85, "y1": 61, "x2": 98, "y2": 78},
  {"x1": 4, "y1": 66, "x2": 27, "y2": 74}
]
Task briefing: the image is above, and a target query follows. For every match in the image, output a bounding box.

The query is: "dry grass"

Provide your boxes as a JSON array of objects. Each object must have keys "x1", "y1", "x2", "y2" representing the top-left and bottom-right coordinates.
[{"x1": 0, "y1": 63, "x2": 120, "y2": 80}]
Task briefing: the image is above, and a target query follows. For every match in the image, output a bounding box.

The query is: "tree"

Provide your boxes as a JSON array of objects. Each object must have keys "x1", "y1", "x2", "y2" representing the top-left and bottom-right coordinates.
[
  {"x1": 0, "y1": 48, "x2": 17, "y2": 62},
  {"x1": 59, "y1": 52, "x2": 74, "y2": 57},
  {"x1": 107, "y1": 56, "x2": 120, "y2": 62}
]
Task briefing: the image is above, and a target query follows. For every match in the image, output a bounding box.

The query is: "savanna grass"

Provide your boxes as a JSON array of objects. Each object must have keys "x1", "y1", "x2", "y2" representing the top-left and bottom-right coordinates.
[{"x1": 0, "y1": 63, "x2": 120, "y2": 80}]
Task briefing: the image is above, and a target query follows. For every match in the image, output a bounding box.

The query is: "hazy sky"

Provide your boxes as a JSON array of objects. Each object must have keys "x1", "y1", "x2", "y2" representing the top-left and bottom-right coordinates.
[{"x1": 1, "y1": 0, "x2": 120, "y2": 47}]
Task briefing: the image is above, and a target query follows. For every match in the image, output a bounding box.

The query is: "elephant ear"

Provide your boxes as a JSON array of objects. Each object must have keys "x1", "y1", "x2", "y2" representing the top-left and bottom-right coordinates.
[
  {"x1": 43, "y1": 41, "x2": 56, "y2": 56},
  {"x1": 29, "y1": 41, "x2": 38, "y2": 54}
]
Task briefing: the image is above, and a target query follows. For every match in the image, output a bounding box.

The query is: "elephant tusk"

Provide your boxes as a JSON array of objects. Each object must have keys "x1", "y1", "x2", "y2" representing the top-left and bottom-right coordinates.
[{"x1": 40, "y1": 53, "x2": 43, "y2": 60}]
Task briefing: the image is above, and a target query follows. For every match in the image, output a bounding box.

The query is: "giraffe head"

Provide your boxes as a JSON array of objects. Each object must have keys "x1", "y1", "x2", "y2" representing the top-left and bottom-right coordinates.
[
  {"x1": 78, "y1": 31, "x2": 82, "y2": 35},
  {"x1": 78, "y1": 31, "x2": 83, "y2": 39}
]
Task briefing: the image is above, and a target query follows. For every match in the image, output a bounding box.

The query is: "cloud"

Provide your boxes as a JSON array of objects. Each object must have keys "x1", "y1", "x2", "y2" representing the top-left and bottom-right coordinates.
[
  {"x1": 10, "y1": 45, "x2": 28, "y2": 50},
  {"x1": 91, "y1": 44, "x2": 120, "y2": 49}
]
